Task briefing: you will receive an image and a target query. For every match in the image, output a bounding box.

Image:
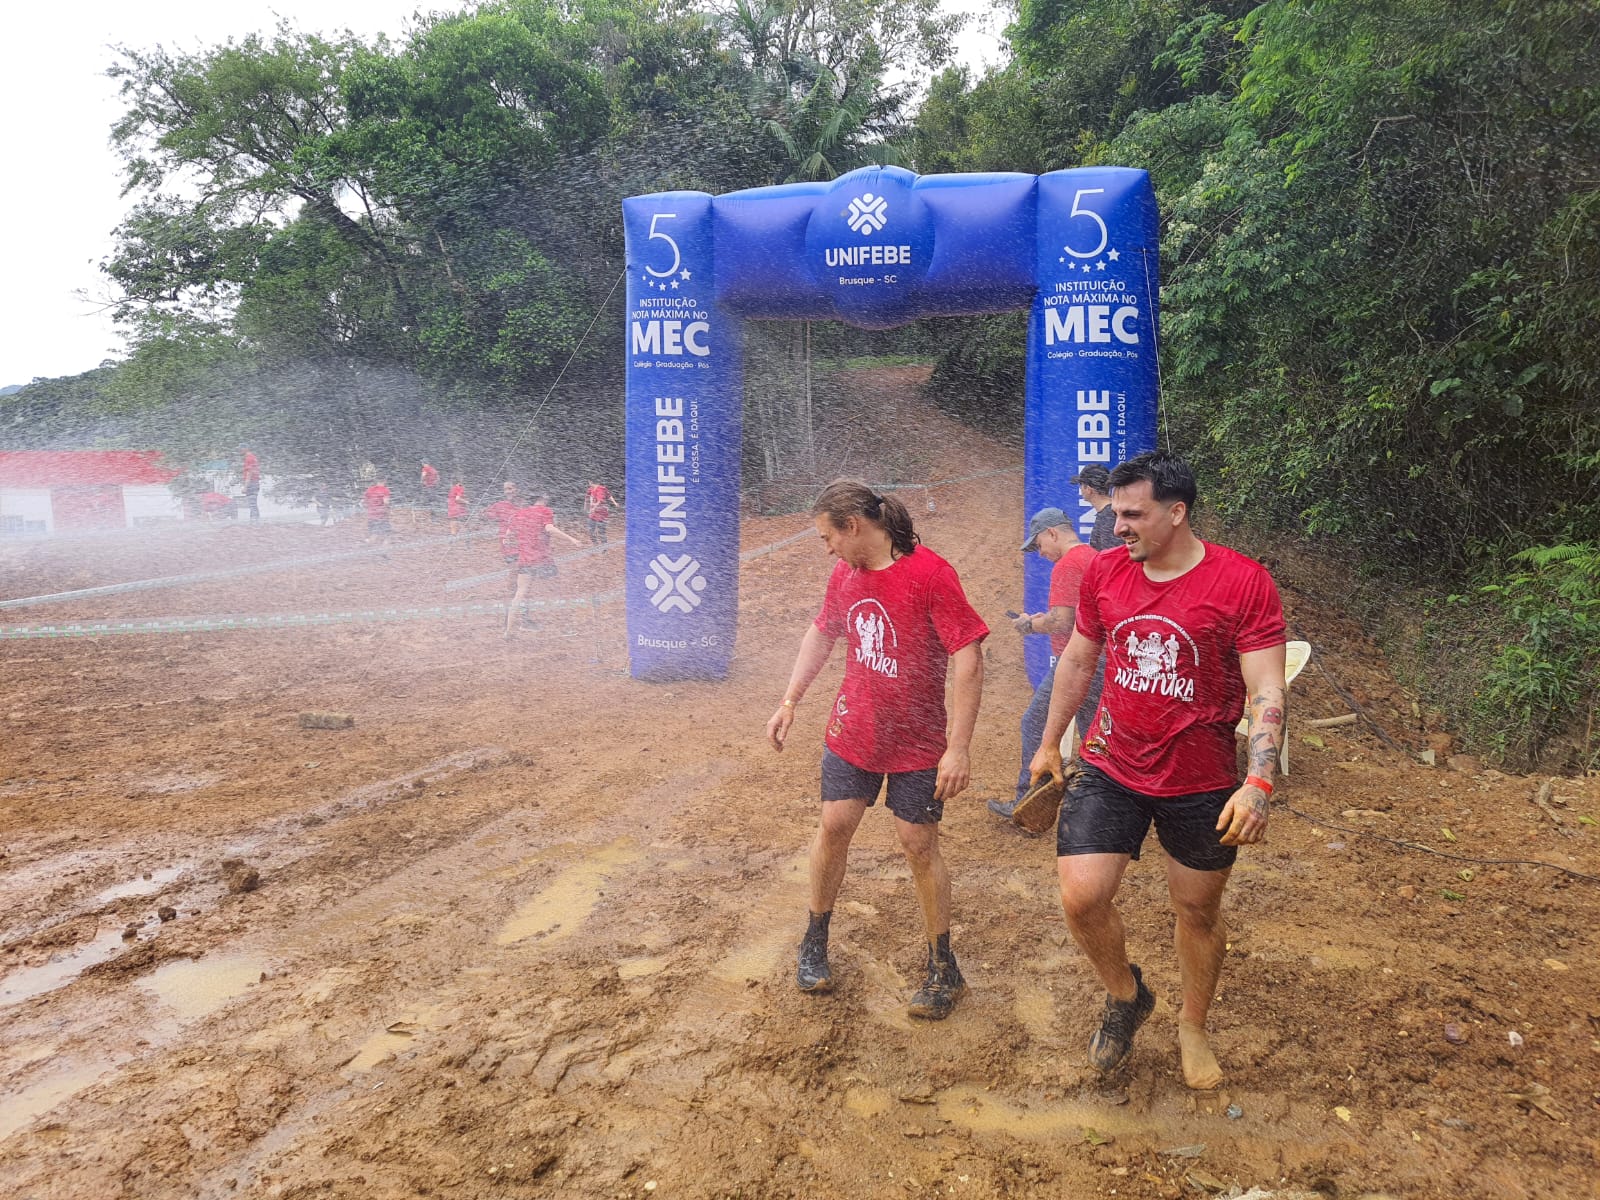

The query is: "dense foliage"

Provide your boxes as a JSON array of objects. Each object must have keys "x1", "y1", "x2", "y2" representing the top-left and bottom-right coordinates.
[
  {"x1": 915, "y1": 0, "x2": 1599, "y2": 766},
  {"x1": 4, "y1": 0, "x2": 1595, "y2": 761}
]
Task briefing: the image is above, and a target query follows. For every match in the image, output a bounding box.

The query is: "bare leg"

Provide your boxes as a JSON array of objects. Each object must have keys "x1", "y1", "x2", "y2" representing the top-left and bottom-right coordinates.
[
  {"x1": 1058, "y1": 853, "x2": 1137, "y2": 1000},
  {"x1": 809, "y1": 799, "x2": 868, "y2": 914},
  {"x1": 1167, "y1": 857, "x2": 1231, "y2": 1088},
  {"x1": 895, "y1": 818, "x2": 950, "y2": 937},
  {"x1": 505, "y1": 574, "x2": 530, "y2": 637}
]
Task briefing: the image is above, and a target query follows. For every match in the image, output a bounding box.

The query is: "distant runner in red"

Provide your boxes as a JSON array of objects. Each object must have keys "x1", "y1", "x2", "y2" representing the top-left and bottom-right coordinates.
[
  {"x1": 241, "y1": 449, "x2": 261, "y2": 525},
  {"x1": 766, "y1": 480, "x2": 987, "y2": 1020},
  {"x1": 447, "y1": 480, "x2": 467, "y2": 536},
  {"x1": 504, "y1": 491, "x2": 582, "y2": 638},
  {"x1": 1029, "y1": 452, "x2": 1287, "y2": 1090},
  {"x1": 585, "y1": 480, "x2": 619, "y2": 545},
  {"x1": 364, "y1": 477, "x2": 392, "y2": 547},
  {"x1": 482, "y1": 482, "x2": 522, "y2": 565},
  {"x1": 416, "y1": 461, "x2": 440, "y2": 530}
]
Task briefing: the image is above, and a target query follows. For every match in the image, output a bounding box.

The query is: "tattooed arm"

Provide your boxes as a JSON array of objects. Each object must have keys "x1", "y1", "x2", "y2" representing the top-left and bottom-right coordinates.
[{"x1": 1217, "y1": 643, "x2": 1289, "y2": 846}]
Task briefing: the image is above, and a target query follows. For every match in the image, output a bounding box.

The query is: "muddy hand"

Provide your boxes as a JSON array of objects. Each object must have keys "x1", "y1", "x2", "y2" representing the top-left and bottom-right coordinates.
[
  {"x1": 1216, "y1": 783, "x2": 1269, "y2": 845},
  {"x1": 1028, "y1": 742, "x2": 1063, "y2": 790},
  {"x1": 766, "y1": 706, "x2": 794, "y2": 752},
  {"x1": 934, "y1": 746, "x2": 970, "y2": 801}
]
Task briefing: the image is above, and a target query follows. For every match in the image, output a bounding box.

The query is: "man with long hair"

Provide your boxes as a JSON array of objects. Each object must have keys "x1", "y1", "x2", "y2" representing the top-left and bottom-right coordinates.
[{"x1": 767, "y1": 481, "x2": 988, "y2": 1020}]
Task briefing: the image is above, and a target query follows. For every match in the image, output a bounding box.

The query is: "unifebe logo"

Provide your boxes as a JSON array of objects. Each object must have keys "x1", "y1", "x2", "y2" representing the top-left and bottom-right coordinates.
[
  {"x1": 645, "y1": 553, "x2": 708, "y2": 613},
  {"x1": 846, "y1": 193, "x2": 889, "y2": 235}
]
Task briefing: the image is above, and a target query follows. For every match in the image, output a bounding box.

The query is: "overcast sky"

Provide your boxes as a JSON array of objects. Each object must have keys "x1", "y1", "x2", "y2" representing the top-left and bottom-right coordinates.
[{"x1": 0, "y1": 2, "x2": 1006, "y2": 389}]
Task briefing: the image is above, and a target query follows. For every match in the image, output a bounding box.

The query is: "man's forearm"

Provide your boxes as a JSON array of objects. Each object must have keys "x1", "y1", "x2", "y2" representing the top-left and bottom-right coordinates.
[
  {"x1": 782, "y1": 626, "x2": 835, "y2": 703},
  {"x1": 946, "y1": 647, "x2": 983, "y2": 750},
  {"x1": 1245, "y1": 685, "x2": 1287, "y2": 782}
]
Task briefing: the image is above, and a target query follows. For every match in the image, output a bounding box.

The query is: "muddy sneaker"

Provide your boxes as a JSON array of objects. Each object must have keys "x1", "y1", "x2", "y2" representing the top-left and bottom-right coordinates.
[
  {"x1": 908, "y1": 947, "x2": 967, "y2": 1020},
  {"x1": 986, "y1": 798, "x2": 1019, "y2": 820},
  {"x1": 1088, "y1": 963, "x2": 1155, "y2": 1072},
  {"x1": 796, "y1": 933, "x2": 833, "y2": 993}
]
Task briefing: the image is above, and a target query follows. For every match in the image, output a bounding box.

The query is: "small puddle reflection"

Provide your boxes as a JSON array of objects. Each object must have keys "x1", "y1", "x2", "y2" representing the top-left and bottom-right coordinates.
[
  {"x1": 141, "y1": 955, "x2": 267, "y2": 1020},
  {"x1": 933, "y1": 1083, "x2": 1145, "y2": 1139},
  {"x1": 344, "y1": 1030, "x2": 415, "y2": 1073},
  {"x1": 0, "y1": 927, "x2": 129, "y2": 1009},
  {"x1": 92, "y1": 864, "x2": 191, "y2": 905},
  {"x1": 496, "y1": 840, "x2": 641, "y2": 946},
  {"x1": 343, "y1": 1007, "x2": 441, "y2": 1074},
  {"x1": 0, "y1": 1062, "x2": 115, "y2": 1140},
  {"x1": 710, "y1": 928, "x2": 791, "y2": 986}
]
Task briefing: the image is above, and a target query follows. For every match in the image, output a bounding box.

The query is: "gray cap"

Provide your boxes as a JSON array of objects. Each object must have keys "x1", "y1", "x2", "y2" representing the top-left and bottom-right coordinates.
[{"x1": 1021, "y1": 506, "x2": 1071, "y2": 552}]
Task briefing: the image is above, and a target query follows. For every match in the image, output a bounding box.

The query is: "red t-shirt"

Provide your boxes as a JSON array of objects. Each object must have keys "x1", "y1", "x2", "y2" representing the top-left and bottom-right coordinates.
[
  {"x1": 447, "y1": 484, "x2": 466, "y2": 518},
  {"x1": 483, "y1": 500, "x2": 517, "y2": 554},
  {"x1": 813, "y1": 546, "x2": 989, "y2": 773},
  {"x1": 1048, "y1": 543, "x2": 1097, "y2": 657},
  {"x1": 512, "y1": 504, "x2": 555, "y2": 565},
  {"x1": 364, "y1": 483, "x2": 390, "y2": 519},
  {"x1": 421, "y1": 463, "x2": 439, "y2": 489},
  {"x1": 1073, "y1": 542, "x2": 1286, "y2": 795},
  {"x1": 242, "y1": 452, "x2": 260, "y2": 485},
  {"x1": 587, "y1": 485, "x2": 611, "y2": 520}
]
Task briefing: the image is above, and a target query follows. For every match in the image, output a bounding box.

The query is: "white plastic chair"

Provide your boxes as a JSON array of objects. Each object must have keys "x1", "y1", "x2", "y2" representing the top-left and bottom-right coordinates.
[{"x1": 1235, "y1": 640, "x2": 1311, "y2": 775}]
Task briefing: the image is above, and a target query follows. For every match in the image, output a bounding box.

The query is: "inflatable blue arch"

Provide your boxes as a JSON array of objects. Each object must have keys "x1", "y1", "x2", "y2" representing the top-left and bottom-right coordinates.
[{"x1": 623, "y1": 165, "x2": 1159, "y2": 683}]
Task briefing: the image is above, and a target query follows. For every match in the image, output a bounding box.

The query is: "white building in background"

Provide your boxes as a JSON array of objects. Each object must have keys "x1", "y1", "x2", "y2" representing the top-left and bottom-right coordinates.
[{"x1": 0, "y1": 450, "x2": 181, "y2": 536}]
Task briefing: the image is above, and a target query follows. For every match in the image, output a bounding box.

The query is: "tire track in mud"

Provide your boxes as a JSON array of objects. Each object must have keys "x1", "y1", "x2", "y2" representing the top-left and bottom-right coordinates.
[{"x1": 0, "y1": 758, "x2": 793, "y2": 1193}]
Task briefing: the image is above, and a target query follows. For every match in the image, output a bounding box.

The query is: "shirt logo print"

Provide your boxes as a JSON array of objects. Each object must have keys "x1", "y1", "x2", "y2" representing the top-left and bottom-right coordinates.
[
  {"x1": 1109, "y1": 616, "x2": 1198, "y2": 703},
  {"x1": 848, "y1": 599, "x2": 899, "y2": 678}
]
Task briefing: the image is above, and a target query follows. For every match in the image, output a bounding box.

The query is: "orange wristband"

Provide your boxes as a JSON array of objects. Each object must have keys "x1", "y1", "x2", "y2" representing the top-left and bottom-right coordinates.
[{"x1": 1245, "y1": 774, "x2": 1274, "y2": 795}]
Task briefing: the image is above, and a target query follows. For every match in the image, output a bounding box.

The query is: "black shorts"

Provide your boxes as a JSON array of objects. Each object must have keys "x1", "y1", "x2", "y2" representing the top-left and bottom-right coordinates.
[
  {"x1": 820, "y1": 748, "x2": 941, "y2": 825},
  {"x1": 518, "y1": 562, "x2": 557, "y2": 578},
  {"x1": 368, "y1": 518, "x2": 391, "y2": 535},
  {"x1": 1058, "y1": 762, "x2": 1238, "y2": 872}
]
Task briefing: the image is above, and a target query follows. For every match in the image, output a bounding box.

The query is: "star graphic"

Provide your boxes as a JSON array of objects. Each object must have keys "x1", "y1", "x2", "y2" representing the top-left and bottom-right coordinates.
[
  {"x1": 680, "y1": 269, "x2": 692, "y2": 281},
  {"x1": 1096, "y1": 260, "x2": 1107, "y2": 271},
  {"x1": 1107, "y1": 248, "x2": 1121, "y2": 262},
  {"x1": 1058, "y1": 256, "x2": 1065, "y2": 264},
  {"x1": 670, "y1": 280, "x2": 679, "y2": 289}
]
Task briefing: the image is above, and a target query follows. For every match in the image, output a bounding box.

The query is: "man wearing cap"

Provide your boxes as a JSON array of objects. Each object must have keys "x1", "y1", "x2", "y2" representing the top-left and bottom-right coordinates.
[
  {"x1": 1073, "y1": 464, "x2": 1118, "y2": 551},
  {"x1": 989, "y1": 508, "x2": 1096, "y2": 824}
]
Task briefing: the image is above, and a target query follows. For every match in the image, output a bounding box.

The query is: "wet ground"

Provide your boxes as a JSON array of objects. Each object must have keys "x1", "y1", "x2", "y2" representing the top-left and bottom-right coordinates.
[{"x1": 3, "y1": 372, "x2": 1598, "y2": 1199}]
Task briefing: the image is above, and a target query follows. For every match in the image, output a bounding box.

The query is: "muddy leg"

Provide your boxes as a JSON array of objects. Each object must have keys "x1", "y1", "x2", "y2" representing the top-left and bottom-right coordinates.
[{"x1": 1167, "y1": 857, "x2": 1230, "y2": 1089}]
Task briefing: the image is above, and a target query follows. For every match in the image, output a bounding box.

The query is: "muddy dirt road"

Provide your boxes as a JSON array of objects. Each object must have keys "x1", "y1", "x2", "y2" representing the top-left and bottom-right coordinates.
[{"x1": 3, "y1": 378, "x2": 1598, "y2": 1199}]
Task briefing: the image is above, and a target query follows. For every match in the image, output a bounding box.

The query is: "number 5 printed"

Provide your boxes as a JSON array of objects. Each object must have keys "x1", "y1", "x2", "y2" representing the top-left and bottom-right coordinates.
[
  {"x1": 1063, "y1": 189, "x2": 1108, "y2": 259},
  {"x1": 644, "y1": 212, "x2": 681, "y2": 278}
]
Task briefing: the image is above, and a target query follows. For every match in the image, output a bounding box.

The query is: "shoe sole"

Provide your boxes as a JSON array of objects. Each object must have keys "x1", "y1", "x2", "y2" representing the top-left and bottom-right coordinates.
[{"x1": 796, "y1": 976, "x2": 833, "y2": 994}]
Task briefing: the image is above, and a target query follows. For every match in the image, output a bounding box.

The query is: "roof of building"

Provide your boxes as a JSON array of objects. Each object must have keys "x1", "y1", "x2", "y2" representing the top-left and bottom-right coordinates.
[{"x1": 0, "y1": 450, "x2": 180, "y2": 488}]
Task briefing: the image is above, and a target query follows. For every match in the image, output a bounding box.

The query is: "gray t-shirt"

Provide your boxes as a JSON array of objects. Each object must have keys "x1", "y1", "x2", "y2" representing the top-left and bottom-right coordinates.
[{"x1": 1090, "y1": 502, "x2": 1118, "y2": 551}]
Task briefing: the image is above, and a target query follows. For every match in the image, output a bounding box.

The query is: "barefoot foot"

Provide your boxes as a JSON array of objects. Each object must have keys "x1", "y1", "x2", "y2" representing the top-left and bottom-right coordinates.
[{"x1": 1178, "y1": 1020, "x2": 1223, "y2": 1089}]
